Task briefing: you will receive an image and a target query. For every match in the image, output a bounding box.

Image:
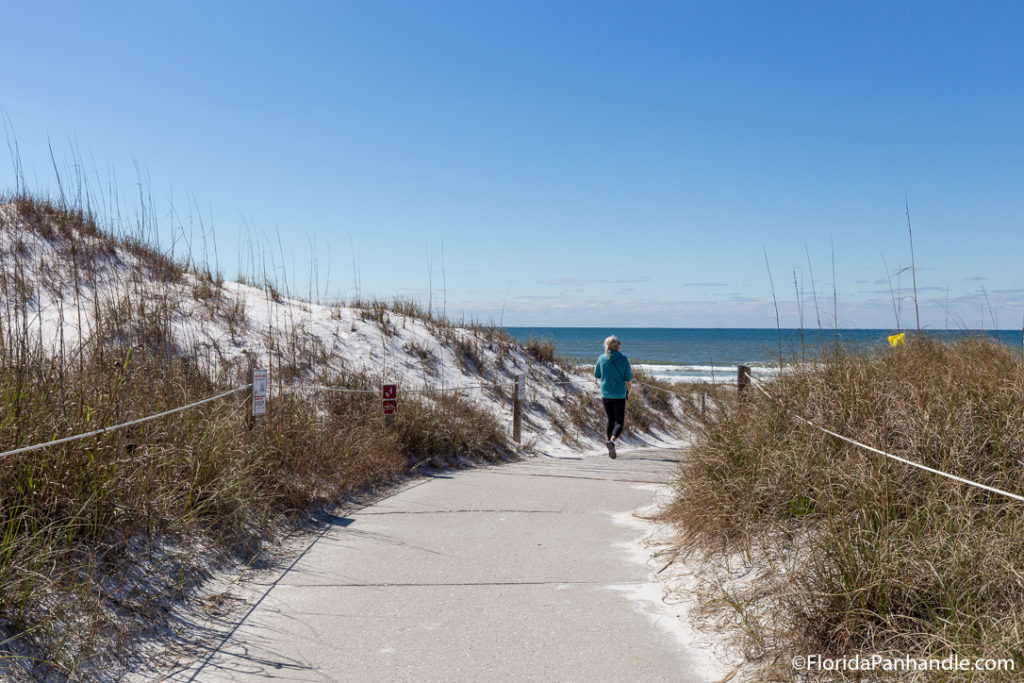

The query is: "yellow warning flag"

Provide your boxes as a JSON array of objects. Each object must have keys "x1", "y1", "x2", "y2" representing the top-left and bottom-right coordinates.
[{"x1": 888, "y1": 332, "x2": 906, "y2": 347}]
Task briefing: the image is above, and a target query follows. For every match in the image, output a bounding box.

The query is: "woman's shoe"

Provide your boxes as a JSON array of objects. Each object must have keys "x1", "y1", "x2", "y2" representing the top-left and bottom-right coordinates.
[{"x1": 606, "y1": 440, "x2": 617, "y2": 459}]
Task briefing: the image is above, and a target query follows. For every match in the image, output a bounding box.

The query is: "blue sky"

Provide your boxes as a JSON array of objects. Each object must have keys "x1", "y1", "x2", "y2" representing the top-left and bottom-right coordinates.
[{"x1": 3, "y1": 1, "x2": 1023, "y2": 328}]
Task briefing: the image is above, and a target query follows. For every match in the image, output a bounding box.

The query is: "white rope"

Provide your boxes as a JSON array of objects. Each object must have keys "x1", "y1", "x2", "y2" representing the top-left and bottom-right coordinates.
[
  {"x1": 289, "y1": 385, "x2": 377, "y2": 395},
  {"x1": 289, "y1": 380, "x2": 516, "y2": 397},
  {"x1": 294, "y1": 382, "x2": 509, "y2": 396},
  {"x1": 407, "y1": 382, "x2": 508, "y2": 393},
  {"x1": 632, "y1": 380, "x2": 688, "y2": 396},
  {"x1": 0, "y1": 384, "x2": 252, "y2": 462},
  {"x1": 744, "y1": 373, "x2": 1024, "y2": 503}
]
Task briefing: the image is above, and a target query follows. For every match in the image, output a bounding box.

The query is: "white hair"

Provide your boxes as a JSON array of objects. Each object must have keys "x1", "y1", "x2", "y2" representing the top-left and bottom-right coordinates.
[{"x1": 604, "y1": 335, "x2": 620, "y2": 354}]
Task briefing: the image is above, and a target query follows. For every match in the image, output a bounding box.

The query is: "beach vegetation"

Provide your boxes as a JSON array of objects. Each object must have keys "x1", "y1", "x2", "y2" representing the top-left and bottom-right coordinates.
[
  {"x1": 451, "y1": 334, "x2": 484, "y2": 375},
  {"x1": 665, "y1": 335, "x2": 1024, "y2": 680},
  {"x1": 0, "y1": 194, "x2": 513, "y2": 677},
  {"x1": 525, "y1": 337, "x2": 556, "y2": 363},
  {"x1": 0, "y1": 189, "x2": 685, "y2": 677}
]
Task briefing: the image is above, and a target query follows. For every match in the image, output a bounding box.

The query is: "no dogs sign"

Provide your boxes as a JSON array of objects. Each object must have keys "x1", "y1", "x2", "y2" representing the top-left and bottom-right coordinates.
[{"x1": 382, "y1": 384, "x2": 397, "y2": 415}]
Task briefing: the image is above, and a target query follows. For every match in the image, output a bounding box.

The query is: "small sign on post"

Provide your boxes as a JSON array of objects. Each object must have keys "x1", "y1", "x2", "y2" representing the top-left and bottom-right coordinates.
[
  {"x1": 512, "y1": 375, "x2": 525, "y2": 444},
  {"x1": 382, "y1": 384, "x2": 397, "y2": 427},
  {"x1": 252, "y1": 369, "x2": 268, "y2": 417}
]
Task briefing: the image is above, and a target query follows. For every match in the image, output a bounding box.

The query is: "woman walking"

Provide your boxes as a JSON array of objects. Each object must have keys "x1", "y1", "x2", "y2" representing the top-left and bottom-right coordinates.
[{"x1": 593, "y1": 335, "x2": 632, "y2": 458}]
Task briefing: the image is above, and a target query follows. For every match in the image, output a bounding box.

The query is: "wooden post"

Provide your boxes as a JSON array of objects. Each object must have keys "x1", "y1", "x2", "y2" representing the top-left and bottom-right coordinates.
[
  {"x1": 737, "y1": 365, "x2": 750, "y2": 396},
  {"x1": 512, "y1": 376, "x2": 523, "y2": 444},
  {"x1": 701, "y1": 388, "x2": 707, "y2": 414}
]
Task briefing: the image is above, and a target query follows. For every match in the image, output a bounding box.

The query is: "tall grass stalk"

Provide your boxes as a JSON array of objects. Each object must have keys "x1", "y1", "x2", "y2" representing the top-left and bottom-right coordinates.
[
  {"x1": 905, "y1": 196, "x2": 921, "y2": 333},
  {"x1": 764, "y1": 248, "x2": 782, "y2": 369},
  {"x1": 804, "y1": 244, "x2": 823, "y2": 340},
  {"x1": 831, "y1": 239, "x2": 839, "y2": 352}
]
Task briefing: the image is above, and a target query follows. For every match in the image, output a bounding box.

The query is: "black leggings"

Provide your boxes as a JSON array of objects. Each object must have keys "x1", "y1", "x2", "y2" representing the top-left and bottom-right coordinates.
[{"x1": 602, "y1": 398, "x2": 626, "y2": 441}]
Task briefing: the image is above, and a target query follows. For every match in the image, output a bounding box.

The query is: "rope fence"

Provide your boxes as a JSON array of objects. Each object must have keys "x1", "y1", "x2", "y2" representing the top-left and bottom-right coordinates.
[
  {"x1": 284, "y1": 385, "x2": 378, "y2": 395},
  {"x1": 743, "y1": 371, "x2": 1024, "y2": 504},
  {"x1": 0, "y1": 363, "x2": 698, "y2": 464},
  {"x1": 7, "y1": 353, "x2": 1013, "y2": 505},
  {"x1": 632, "y1": 379, "x2": 690, "y2": 396},
  {"x1": 289, "y1": 381, "x2": 513, "y2": 396},
  {"x1": 0, "y1": 384, "x2": 252, "y2": 462}
]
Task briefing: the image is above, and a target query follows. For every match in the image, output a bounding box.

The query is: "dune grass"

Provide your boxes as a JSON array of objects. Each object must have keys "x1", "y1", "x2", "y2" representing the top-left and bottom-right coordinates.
[
  {"x1": 665, "y1": 335, "x2": 1024, "y2": 680},
  {"x1": 0, "y1": 196, "x2": 513, "y2": 678},
  {"x1": 0, "y1": 192, "x2": 687, "y2": 679}
]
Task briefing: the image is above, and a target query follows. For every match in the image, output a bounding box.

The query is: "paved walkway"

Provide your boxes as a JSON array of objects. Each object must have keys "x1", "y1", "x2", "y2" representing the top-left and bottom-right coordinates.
[{"x1": 165, "y1": 449, "x2": 722, "y2": 682}]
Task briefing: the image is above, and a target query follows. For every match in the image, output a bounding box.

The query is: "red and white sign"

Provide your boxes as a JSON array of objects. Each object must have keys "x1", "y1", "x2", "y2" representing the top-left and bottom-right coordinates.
[{"x1": 382, "y1": 385, "x2": 397, "y2": 415}]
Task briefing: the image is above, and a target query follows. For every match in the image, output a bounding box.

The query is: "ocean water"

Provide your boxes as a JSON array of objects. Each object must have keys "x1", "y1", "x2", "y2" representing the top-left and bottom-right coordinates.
[{"x1": 503, "y1": 327, "x2": 1022, "y2": 384}]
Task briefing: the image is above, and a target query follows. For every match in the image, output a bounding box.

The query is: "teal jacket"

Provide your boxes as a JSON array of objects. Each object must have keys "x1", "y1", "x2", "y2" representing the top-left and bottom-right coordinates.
[{"x1": 594, "y1": 350, "x2": 632, "y2": 399}]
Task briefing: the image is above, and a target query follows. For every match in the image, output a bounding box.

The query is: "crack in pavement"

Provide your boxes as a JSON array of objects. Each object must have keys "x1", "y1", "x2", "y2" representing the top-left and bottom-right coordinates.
[
  {"x1": 488, "y1": 471, "x2": 668, "y2": 484},
  {"x1": 266, "y1": 580, "x2": 646, "y2": 588},
  {"x1": 358, "y1": 509, "x2": 565, "y2": 515}
]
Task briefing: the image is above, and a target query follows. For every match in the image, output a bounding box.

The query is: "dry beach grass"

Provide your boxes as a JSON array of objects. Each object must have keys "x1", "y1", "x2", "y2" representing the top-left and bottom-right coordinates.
[
  {"x1": 666, "y1": 336, "x2": 1024, "y2": 680},
  {"x1": 0, "y1": 195, "x2": 512, "y2": 678},
  {"x1": 0, "y1": 193, "x2": 686, "y2": 679}
]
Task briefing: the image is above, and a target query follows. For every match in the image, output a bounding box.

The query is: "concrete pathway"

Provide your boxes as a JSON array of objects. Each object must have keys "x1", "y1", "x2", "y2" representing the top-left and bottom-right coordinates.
[{"x1": 166, "y1": 449, "x2": 721, "y2": 682}]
